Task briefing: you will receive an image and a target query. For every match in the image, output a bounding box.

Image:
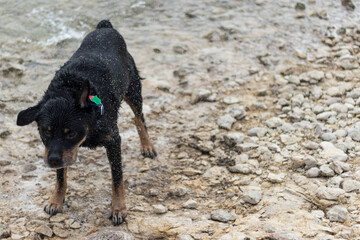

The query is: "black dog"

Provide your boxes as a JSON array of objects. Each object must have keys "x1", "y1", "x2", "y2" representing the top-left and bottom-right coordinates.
[{"x1": 16, "y1": 20, "x2": 157, "y2": 225}]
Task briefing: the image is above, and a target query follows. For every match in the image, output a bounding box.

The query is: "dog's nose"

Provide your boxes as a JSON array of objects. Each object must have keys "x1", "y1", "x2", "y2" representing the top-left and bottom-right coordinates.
[{"x1": 48, "y1": 153, "x2": 63, "y2": 168}]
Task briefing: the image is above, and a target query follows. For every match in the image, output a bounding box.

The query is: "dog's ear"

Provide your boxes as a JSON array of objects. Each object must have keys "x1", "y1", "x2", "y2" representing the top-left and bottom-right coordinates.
[
  {"x1": 78, "y1": 80, "x2": 90, "y2": 108},
  {"x1": 17, "y1": 104, "x2": 41, "y2": 126}
]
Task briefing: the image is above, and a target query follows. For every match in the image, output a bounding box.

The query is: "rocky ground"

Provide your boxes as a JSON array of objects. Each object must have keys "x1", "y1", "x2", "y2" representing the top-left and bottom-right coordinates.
[{"x1": 1, "y1": 0, "x2": 360, "y2": 239}]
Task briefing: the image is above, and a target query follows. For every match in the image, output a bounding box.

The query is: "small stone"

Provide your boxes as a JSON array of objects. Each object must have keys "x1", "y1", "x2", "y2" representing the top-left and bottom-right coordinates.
[
  {"x1": 191, "y1": 89, "x2": 213, "y2": 104},
  {"x1": 228, "y1": 164, "x2": 254, "y2": 174},
  {"x1": 303, "y1": 141, "x2": 319, "y2": 150},
  {"x1": 308, "y1": 70, "x2": 324, "y2": 82},
  {"x1": 218, "y1": 114, "x2": 236, "y2": 130},
  {"x1": 173, "y1": 45, "x2": 189, "y2": 54},
  {"x1": 295, "y1": 2, "x2": 306, "y2": 10},
  {"x1": 153, "y1": 204, "x2": 168, "y2": 214},
  {"x1": 224, "y1": 132, "x2": 245, "y2": 146},
  {"x1": 53, "y1": 226, "x2": 69, "y2": 238},
  {"x1": 35, "y1": 225, "x2": 53, "y2": 238},
  {"x1": 316, "y1": 186, "x2": 345, "y2": 200},
  {"x1": 177, "y1": 234, "x2": 194, "y2": 240},
  {"x1": 210, "y1": 209, "x2": 237, "y2": 222},
  {"x1": 50, "y1": 214, "x2": 67, "y2": 223},
  {"x1": 326, "y1": 176, "x2": 343, "y2": 188},
  {"x1": 22, "y1": 164, "x2": 37, "y2": 173},
  {"x1": 265, "y1": 117, "x2": 284, "y2": 129},
  {"x1": 183, "y1": 199, "x2": 198, "y2": 209},
  {"x1": 247, "y1": 127, "x2": 267, "y2": 137},
  {"x1": 70, "y1": 222, "x2": 81, "y2": 229},
  {"x1": 327, "y1": 205, "x2": 349, "y2": 223},
  {"x1": 267, "y1": 173, "x2": 285, "y2": 183},
  {"x1": 242, "y1": 186, "x2": 262, "y2": 205},
  {"x1": 223, "y1": 96, "x2": 241, "y2": 105},
  {"x1": 319, "y1": 165, "x2": 335, "y2": 177},
  {"x1": 317, "y1": 111, "x2": 336, "y2": 121},
  {"x1": 280, "y1": 134, "x2": 300, "y2": 145},
  {"x1": 225, "y1": 105, "x2": 246, "y2": 120},
  {"x1": 341, "y1": 179, "x2": 360, "y2": 192},
  {"x1": 238, "y1": 143, "x2": 259, "y2": 152},
  {"x1": 306, "y1": 167, "x2": 320, "y2": 178},
  {"x1": 320, "y1": 132, "x2": 336, "y2": 141}
]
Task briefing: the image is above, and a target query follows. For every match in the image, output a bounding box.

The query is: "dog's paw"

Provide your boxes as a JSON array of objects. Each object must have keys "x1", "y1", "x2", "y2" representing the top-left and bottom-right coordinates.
[
  {"x1": 141, "y1": 145, "x2": 157, "y2": 159},
  {"x1": 44, "y1": 203, "x2": 63, "y2": 216},
  {"x1": 110, "y1": 208, "x2": 127, "y2": 226}
]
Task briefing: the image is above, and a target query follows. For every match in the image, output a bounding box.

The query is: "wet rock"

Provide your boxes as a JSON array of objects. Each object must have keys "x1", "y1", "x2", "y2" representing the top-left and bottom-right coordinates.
[
  {"x1": 153, "y1": 204, "x2": 168, "y2": 214},
  {"x1": 218, "y1": 114, "x2": 236, "y2": 130},
  {"x1": 306, "y1": 167, "x2": 320, "y2": 178},
  {"x1": 327, "y1": 205, "x2": 349, "y2": 223},
  {"x1": 242, "y1": 186, "x2": 262, "y2": 204},
  {"x1": 183, "y1": 199, "x2": 198, "y2": 209},
  {"x1": 210, "y1": 209, "x2": 236, "y2": 222},
  {"x1": 83, "y1": 227, "x2": 135, "y2": 240},
  {"x1": 35, "y1": 225, "x2": 53, "y2": 238}
]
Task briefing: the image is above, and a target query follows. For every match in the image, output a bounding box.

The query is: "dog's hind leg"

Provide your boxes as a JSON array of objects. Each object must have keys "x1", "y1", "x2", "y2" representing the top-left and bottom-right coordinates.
[
  {"x1": 105, "y1": 133, "x2": 127, "y2": 225},
  {"x1": 44, "y1": 167, "x2": 67, "y2": 215},
  {"x1": 124, "y1": 77, "x2": 157, "y2": 159}
]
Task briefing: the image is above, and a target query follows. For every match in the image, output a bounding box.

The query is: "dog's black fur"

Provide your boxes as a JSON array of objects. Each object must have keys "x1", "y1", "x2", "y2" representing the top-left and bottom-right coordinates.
[{"x1": 16, "y1": 20, "x2": 157, "y2": 225}]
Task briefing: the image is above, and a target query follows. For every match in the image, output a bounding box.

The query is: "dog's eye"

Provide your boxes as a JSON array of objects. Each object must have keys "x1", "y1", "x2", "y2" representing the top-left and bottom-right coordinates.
[
  {"x1": 67, "y1": 131, "x2": 77, "y2": 139},
  {"x1": 44, "y1": 127, "x2": 52, "y2": 136}
]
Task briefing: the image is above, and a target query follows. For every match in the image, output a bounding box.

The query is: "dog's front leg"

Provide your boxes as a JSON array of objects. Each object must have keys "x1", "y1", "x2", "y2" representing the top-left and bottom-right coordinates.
[
  {"x1": 105, "y1": 134, "x2": 127, "y2": 225},
  {"x1": 44, "y1": 167, "x2": 67, "y2": 215}
]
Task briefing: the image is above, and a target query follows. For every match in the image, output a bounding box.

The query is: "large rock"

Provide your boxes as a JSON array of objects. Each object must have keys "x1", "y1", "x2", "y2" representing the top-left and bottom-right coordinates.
[{"x1": 83, "y1": 227, "x2": 135, "y2": 240}]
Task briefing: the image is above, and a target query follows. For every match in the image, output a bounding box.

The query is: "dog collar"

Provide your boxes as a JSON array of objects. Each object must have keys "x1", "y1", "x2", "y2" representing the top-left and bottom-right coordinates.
[{"x1": 89, "y1": 95, "x2": 104, "y2": 116}]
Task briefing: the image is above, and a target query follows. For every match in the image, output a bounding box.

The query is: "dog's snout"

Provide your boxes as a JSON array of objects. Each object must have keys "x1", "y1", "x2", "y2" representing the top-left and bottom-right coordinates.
[{"x1": 47, "y1": 152, "x2": 63, "y2": 168}]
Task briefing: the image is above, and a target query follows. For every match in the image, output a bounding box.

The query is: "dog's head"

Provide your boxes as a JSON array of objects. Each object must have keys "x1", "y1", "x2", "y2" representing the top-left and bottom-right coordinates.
[{"x1": 16, "y1": 80, "x2": 93, "y2": 169}]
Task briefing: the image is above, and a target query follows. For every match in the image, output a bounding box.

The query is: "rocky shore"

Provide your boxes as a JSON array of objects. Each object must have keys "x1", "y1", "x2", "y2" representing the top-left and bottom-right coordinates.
[{"x1": 1, "y1": 0, "x2": 360, "y2": 239}]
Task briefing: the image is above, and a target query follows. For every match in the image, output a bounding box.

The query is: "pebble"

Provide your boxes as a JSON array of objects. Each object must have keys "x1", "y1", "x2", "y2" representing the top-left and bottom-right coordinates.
[
  {"x1": 308, "y1": 70, "x2": 325, "y2": 82},
  {"x1": 303, "y1": 141, "x2": 319, "y2": 150},
  {"x1": 238, "y1": 143, "x2": 259, "y2": 152},
  {"x1": 225, "y1": 105, "x2": 247, "y2": 120},
  {"x1": 306, "y1": 167, "x2": 320, "y2": 178},
  {"x1": 247, "y1": 127, "x2": 268, "y2": 137},
  {"x1": 35, "y1": 225, "x2": 53, "y2": 238},
  {"x1": 228, "y1": 164, "x2": 254, "y2": 174},
  {"x1": 267, "y1": 173, "x2": 285, "y2": 183},
  {"x1": 218, "y1": 114, "x2": 236, "y2": 130},
  {"x1": 50, "y1": 213, "x2": 67, "y2": 223},
  {"x1": 70, "y1": 222, "x2": 81, "y2": 229},
  {"x1": 320, "y1": 132, "x2": 336, "y2": 141},
  {"x1": 183, "y1": 199, "x2": 198, "y2": 209},
  {"x1": 242, "y1": 186, "x2": 262, "y2": 205},
  {"x1": 210, "y1": 209, "x2": 237, "y2": 222},
  {"x1": 153, "y1": 204, "x2": 168, "y2": 214},
  {"x1": 224, "y1": 132, "x2": 245, "y2": 146},
  {"x1": 317, "y1": 111, "x2": 336, "y2": 121},
  {"x1": 319, "y1": 165, "x2": 335, "y2": 177},
  {"x1": 327, "y1": 205, "x2": 349, "y2": 222},
  {"x1": 53, "y1": 226, "x2": 69, "y2": 238},
  {"x1": 280, "y1": 134, "x2": 300, "y2": 145},
  {"x1": 191, "y1": 89, "x2": 213, "y2": 104},
  {"x1": 326, "y1": 176, "x2": 343, "y2": 188},
  {"x1": 341, "y1": 179, "x2": 360, "y2": 192},
  {"x1": 316, "y1": 186, "x2": 345, "y2": 200},
  {"x1": 265, "y1": 117, "x2": 284, "y2": 129}
]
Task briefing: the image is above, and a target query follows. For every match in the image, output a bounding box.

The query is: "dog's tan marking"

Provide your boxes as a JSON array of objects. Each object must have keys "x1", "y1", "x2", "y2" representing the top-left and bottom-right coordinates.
[
  {"x1": 45, "y1": 167, "x2": 67, "y2": 214},
  {"x1": 64, "y1": 128, "x2": 70, "y2": 134},
  {"x1": 47, "y1": 126, "x2": 52, "y2": 132},
  {"x1": 124, "y1": 97, "x2": 156, "y2": 157},
  {"x1": 62, "y1": 136, "x2": 86, "y2": 166},
  {"x1": 111, "y1": 180, "x2": 127, "y2": 218}
]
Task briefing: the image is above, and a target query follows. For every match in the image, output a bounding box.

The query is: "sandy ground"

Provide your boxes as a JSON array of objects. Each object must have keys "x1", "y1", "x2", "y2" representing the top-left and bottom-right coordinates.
[{"x1": 1, "y1": 0, "x2": 360, "y2": 239}]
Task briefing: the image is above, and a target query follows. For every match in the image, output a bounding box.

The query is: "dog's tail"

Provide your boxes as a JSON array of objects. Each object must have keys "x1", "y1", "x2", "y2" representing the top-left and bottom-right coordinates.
[{"x1": 96, "y1": 20, "x2": 113, "y2": 29}]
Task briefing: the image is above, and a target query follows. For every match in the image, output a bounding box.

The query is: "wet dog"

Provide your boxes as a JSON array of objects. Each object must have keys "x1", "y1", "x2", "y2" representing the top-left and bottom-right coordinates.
[{"x1": 16, "y1": 20, "x2": 157, "y2": 225}]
